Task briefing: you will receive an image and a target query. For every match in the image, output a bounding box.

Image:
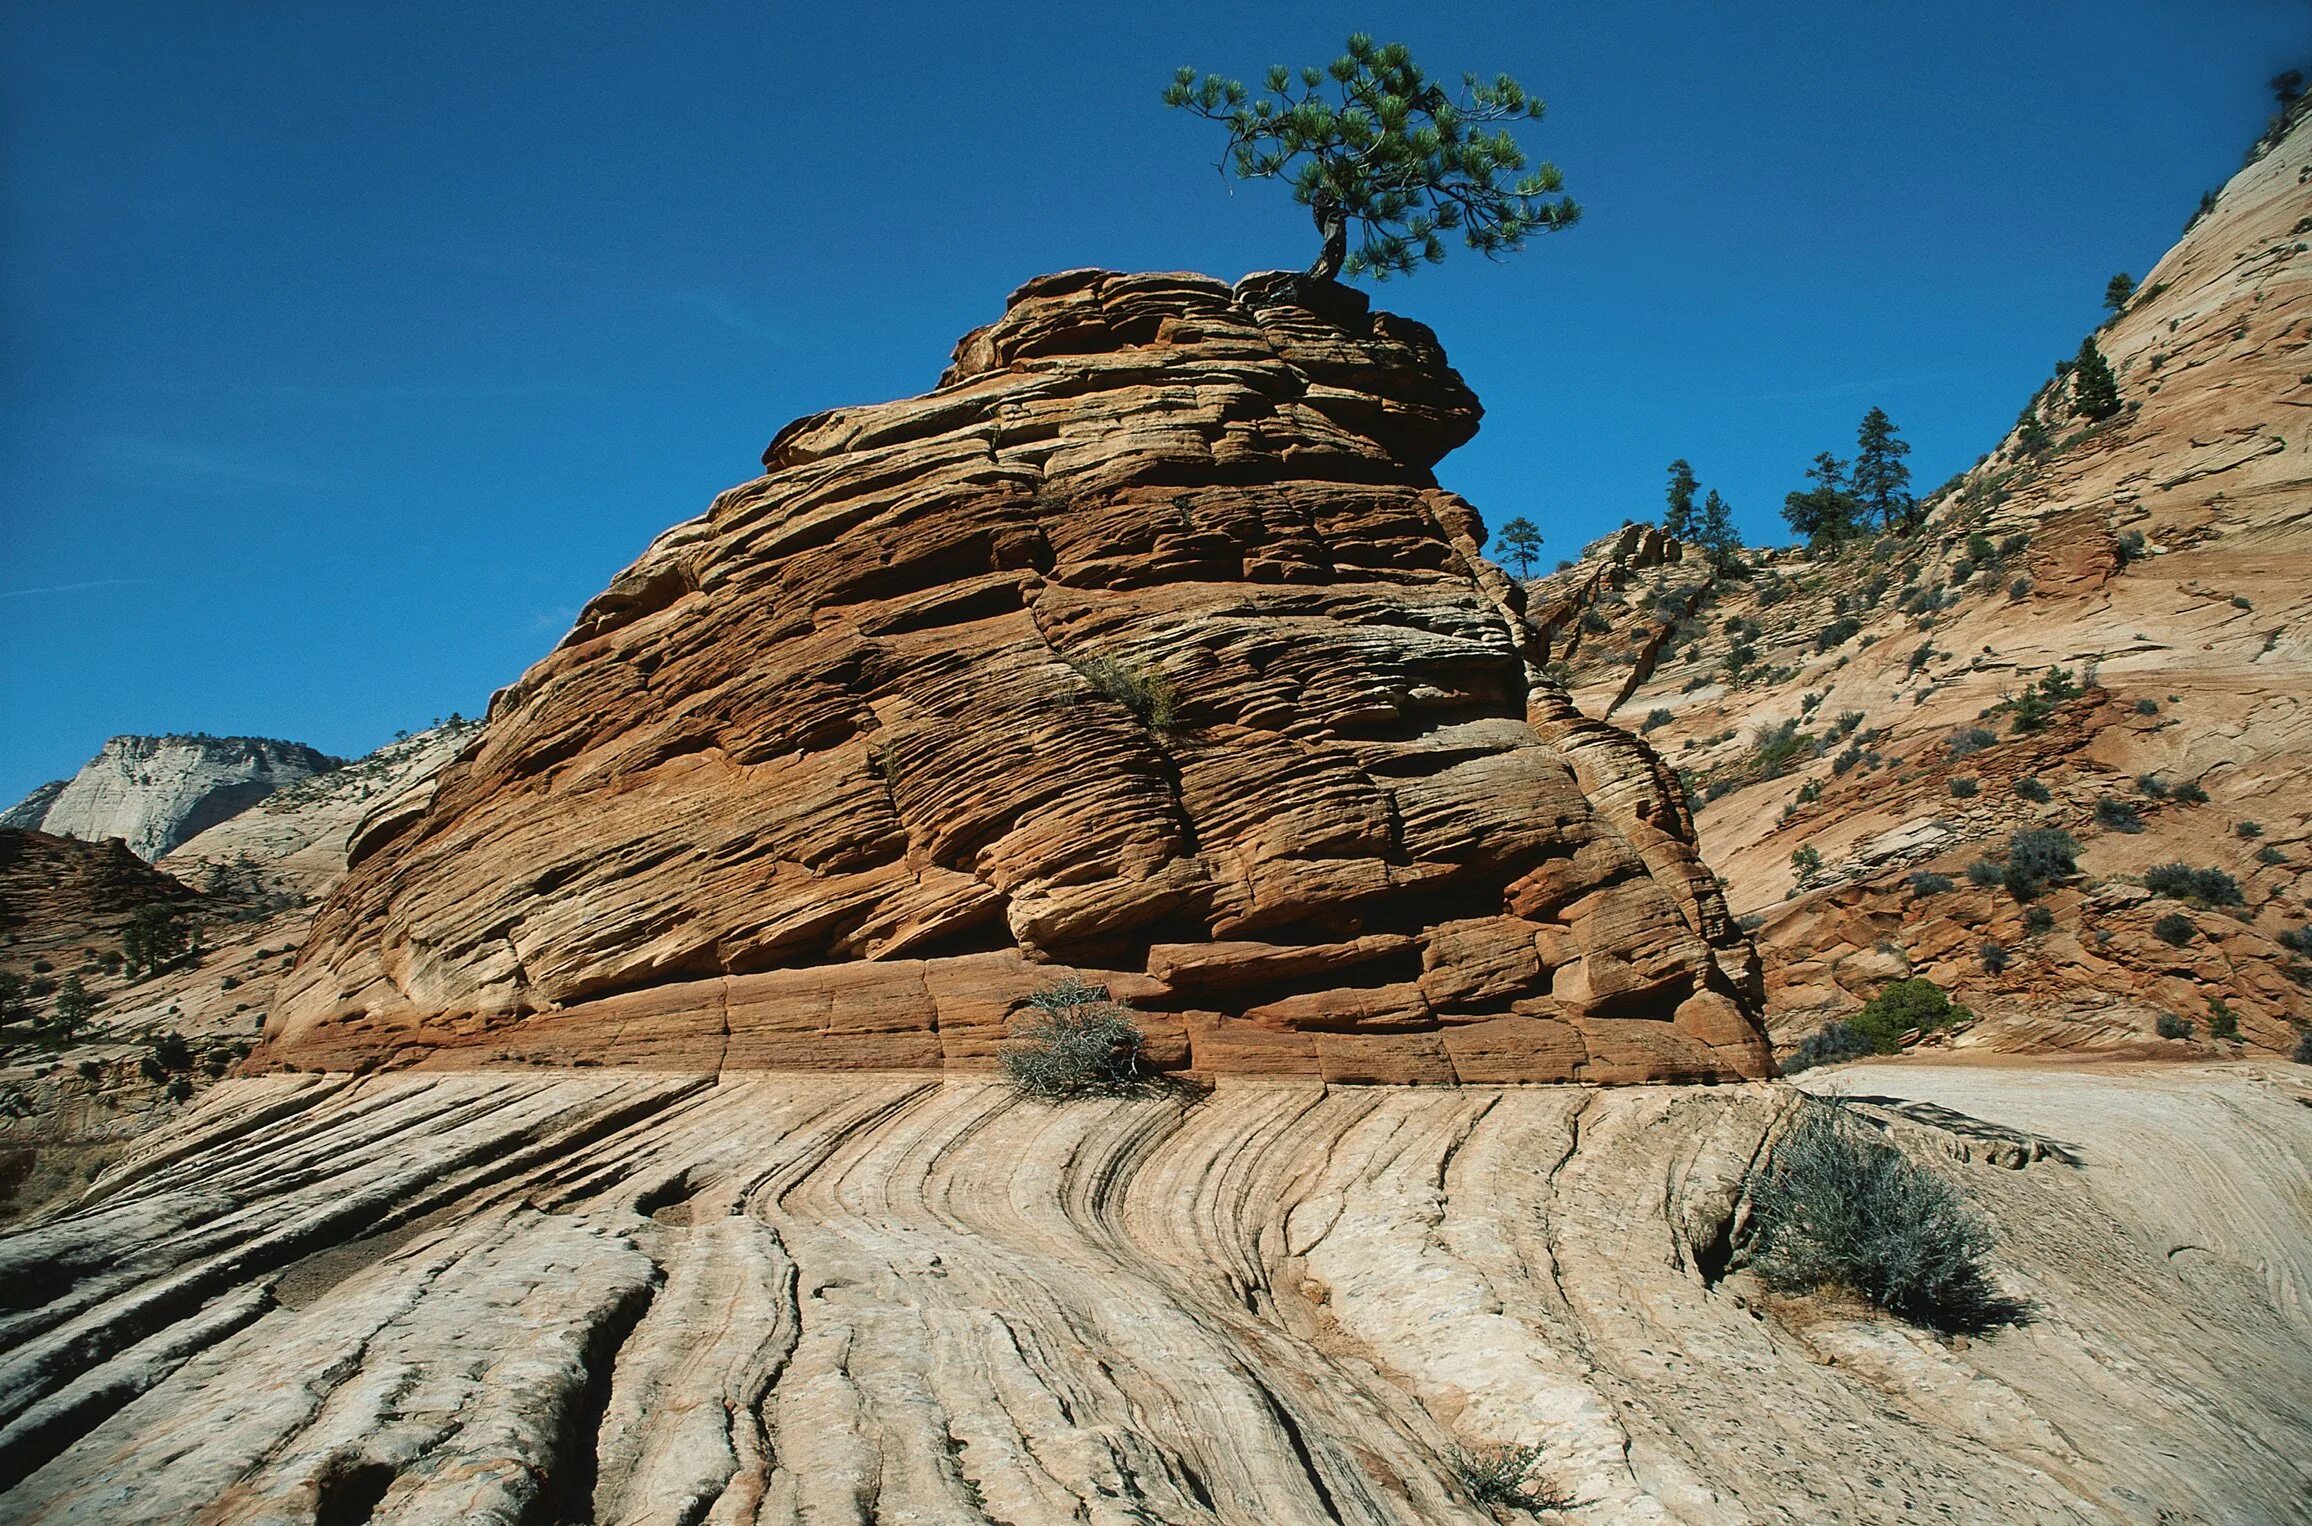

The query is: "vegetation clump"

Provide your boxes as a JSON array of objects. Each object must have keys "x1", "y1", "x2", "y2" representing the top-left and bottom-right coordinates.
[
  {"x1": 1448, "y1": 1442, "x2": 1573, "y2": 1511},
  {"x1": 2152, "y1": 913, "x2": 2198, "y2": 947},
  {"x1": 1000, "y1": 979, "x2": 1151, "y2": 1100},
  {"x1": 2094, "y1": 798, "x2": 2144, "y2": 833},
  {"x1": 1071, "y1": 657, "x2": 1180, "y2": 732},
  {"x1": 1908, "y1": 871, "x2": 1954, "y2": 897},
  {"x1": 2142, "y1": 863, "x2": 2243, "y2": 906},
  {"x1": 1782, "y1": 1021, "x2": 1875, "y2": 1074},
  {"x1": 2157, "y1": 1012, "x2": 2195, "y2": 1041},
  {"x1": 1747, "y1": 1101, "x2": 2014, "y2": 1333},
  {"x1": 1845, "y1": 977, "x2": 1964, "y2": 1054}
]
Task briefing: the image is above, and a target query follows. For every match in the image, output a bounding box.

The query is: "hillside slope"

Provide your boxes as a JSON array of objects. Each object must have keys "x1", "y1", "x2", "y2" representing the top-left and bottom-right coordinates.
[{"x1": 1534, "y1": 106, "x2": 2312, "y2": 1059}]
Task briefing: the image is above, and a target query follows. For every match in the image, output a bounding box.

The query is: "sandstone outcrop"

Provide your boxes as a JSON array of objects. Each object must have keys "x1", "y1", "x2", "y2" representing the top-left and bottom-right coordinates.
[
  {"x1": 11, "y1": 736, "x2": 341, "y2": 863},
  {"x1": 267, "y1": 270, "x2": 1767, "y2": 1083},
  {"x1": 1532, "y1": 105, "x2": 2312, "y2": 1059},
  {"x1": 0, "y1": 830, "x2": 199, "y2": 962},
  {"x1": 1, "y1": 1062, "x2": 2305, "y2": 1521}
]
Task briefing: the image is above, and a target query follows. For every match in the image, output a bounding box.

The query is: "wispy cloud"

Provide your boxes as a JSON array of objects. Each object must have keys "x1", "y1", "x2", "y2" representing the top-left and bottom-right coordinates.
[
  {"x1": 661, "y1": 288, "x2": 787, "y2": 345},
  {"x1": 92, "y1": 437, "x2": 323, "y2": 494},
  {"x1": 0, "y1": 577, "x2": 157, "y2": 600}
]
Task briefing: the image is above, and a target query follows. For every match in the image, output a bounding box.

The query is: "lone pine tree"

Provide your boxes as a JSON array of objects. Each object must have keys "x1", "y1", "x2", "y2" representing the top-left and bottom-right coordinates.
[
  {"x1": 2072, "y1": 339, "x2": 2121, "y2": 420},
  {"x1": 1851, "y1": 407, "x2": 1915, "y2": 530},
  {"x1": 1663, "y1": 459, "x2": 1699, "y2": 540},
  {"x1": 1495, "y1": 515, "x2": 1543, "y2": 578},
  {"x1": 1165, "y1": 34, "x2": 1579, "y2": 281}
]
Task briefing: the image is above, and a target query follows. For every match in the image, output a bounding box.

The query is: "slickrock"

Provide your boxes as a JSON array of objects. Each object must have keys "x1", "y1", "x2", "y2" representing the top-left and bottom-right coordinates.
[
  {"x1": 1533, "y1": 105, "x2": 2312, "y2": 1058},
  {"x1": 10, "y1": 735, "x2": 341, "y2": 863},
  {"x1": 0, "y1": 1063, "x2": 2304, "y2": 1522},
  {"x1": 268, "y1": 269, "x2": 1766, "y2": 1083}
]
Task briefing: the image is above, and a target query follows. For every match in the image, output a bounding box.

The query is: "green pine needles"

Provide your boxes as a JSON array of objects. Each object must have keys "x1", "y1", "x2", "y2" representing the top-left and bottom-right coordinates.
[{"x1": 1163, "y1": 35, "x2": 1579, "y2": 281}]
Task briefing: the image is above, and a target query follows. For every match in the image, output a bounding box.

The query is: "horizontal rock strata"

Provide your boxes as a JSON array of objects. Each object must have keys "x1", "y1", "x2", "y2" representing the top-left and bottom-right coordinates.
[{"x1": 268, "y1": 270, "x2": 1766, "y2": 1082}]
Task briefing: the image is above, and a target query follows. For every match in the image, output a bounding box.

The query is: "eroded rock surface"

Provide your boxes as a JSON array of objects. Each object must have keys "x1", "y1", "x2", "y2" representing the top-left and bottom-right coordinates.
[
  {"x1": 1533, "y1": 106, "x2": 2312, "y2": 1058},
  {"x1": 269, "y1": 270, "x2": 1764, "y2": 1083},
  {"x1": 1, "y1": 1064, "x2": 2305, "y2": 1522}
]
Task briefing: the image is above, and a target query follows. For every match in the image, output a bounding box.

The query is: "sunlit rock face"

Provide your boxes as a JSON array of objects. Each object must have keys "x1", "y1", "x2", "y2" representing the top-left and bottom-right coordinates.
[{"x1": 268, "y1": 268, "x2": 1767, "y2": 1083}]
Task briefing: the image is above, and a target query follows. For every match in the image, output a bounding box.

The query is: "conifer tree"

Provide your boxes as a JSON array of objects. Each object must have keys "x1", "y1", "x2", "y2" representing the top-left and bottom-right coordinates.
[
  {"x1": 1781, "y1": 453, "x2": 1862, "y2": 549},
  {"x1": 1165, "y1": 35, "x2": 1580, "y2": 281},
  {"x1": 1495, "y1": 515, "x2": 1544, "y2": 578},
  {"x1": 53, "y1": 975, "x2": 93, "y2": 1035},
  {"x1": 1851, "y1": 407, "x2": 1915, "y2": 531},
  {"x1": 1697, "y1": 490, "x2": 1743, "y2": 570},
  {"x1": 2103, "y1": 273, "x2": 2135, "y2": 313},
  {"x1": 1663, "y1": 459, "x2": 1699, "y2": 540},
  {"x1": 2071, "y1": 339, "x2": 2121, "y2": 420}
]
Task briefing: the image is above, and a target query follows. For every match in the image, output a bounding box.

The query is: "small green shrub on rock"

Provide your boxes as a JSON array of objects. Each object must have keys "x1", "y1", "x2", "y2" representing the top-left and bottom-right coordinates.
[
  {"x1": 1748, "y1": 1101, "x2": 2013, "y2": 1333},
  {"x1": 1782, "y1": 1021, "x2": 1875, "y2": 1074},
  {"x1": 2156, "y1": 1012, "x2": 2194, "y2": 1040},
  {"x1": 1001, "y1": 978, "x2": 1150, "y2": 1100},
  {"x1": 2152, "y1": 913, "x2": 2197, "y2": 947},
  {"x1": 1070, "y1": 657, "x2": 1179, "y2": 732},
  {"x1": 1448, "y1": 1442, "x2": 1571, "y2": 1511},
  {"x1": 1847, "y1": 977, "x2": 1964, "y2": 1053}
]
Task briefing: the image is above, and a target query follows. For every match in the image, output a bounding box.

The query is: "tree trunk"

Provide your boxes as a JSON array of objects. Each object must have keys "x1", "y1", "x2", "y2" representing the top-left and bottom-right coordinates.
[{"x1": 1307, "y1": 199, "x2": 1347, "y2": 282}]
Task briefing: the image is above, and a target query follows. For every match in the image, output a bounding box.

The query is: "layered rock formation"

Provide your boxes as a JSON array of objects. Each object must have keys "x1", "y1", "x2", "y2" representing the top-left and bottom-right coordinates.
[
  {"x1": 0, "y1": 830, "x2": 200, "y2": 965},
  {"x1": 10, "y1": 736, "x2": 341, "y2": 862},
  {"x1": 268, "y1": 270, "x2": 1766, "y2": 1083},
  {"x1": 1532, "y1": 104, "x2": 2312, "y2": 1058},
  {"x1": 3, "y1": 1064, "x2": 2307, "y2": 1521},
  {"x1": 161, "y1": 722, "x2": 479, "y2": 902}
]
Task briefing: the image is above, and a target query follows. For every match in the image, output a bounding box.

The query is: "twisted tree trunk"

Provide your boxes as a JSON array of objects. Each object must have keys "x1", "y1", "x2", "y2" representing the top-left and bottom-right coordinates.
[{"x1": 1307, "y1": 197, "x2": 1348, "y2": 281}]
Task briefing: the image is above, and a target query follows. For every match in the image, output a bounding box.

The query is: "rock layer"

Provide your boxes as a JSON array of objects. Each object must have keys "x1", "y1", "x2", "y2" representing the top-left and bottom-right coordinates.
[
  {"x1": 14, "y1": 736, "x2": 340, "y2": 863},
  {"x1": 269, "y1": 270, "x2": 1765, "y2": 1083},
  {"x1": 1, "y1": 1064, "x2": 2306, "y2": 1522}
]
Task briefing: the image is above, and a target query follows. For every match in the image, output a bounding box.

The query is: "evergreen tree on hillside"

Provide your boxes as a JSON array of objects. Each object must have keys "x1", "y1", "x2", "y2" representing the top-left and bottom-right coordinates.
[
  {"x1": 1496, "y1": 515, "x2": 1543, "y2": 578},
  {"x1": 1781, "y1": 452, "x2": 1863, "y2": 550},
  {"x1": 1851, "y1": 408, "x2": 1915, "y2": 531},
  {"x1": 1663, "y1": 458, "x2": 1699, "y2": 540},
  {"x1": 2071, "y1": 339, "x2": 2121, "y2": 421},
  {"x1": 2103, "y1": 273, "x2": 2136, "y2": 313},
  {"x1": 1165, "y1": 35, "x2": 1580, "y2": 281},
  {"x1": 1697, "y1": 489, "x2": 1743, "y2": 570}
]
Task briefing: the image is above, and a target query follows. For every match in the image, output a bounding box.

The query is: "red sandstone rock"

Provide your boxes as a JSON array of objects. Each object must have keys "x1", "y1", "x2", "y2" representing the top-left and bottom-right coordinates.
[{"x1": 266, "y1": 270, "x2": 1769, "y2": 1083}]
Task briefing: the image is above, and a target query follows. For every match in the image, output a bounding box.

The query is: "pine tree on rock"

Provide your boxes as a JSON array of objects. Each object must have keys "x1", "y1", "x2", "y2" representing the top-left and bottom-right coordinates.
[
  {"x1": 1164, "y1": 35, "x2": 1580, "y2": 281},
  {"x1": 1495, "y1": 515, "x2": 1543, "y2": 578},
  {"x1": 1782, "y1": 452, "x2": 1863, "y2": 550},
  {"x1": 1851, "y1": 407, "x2": 1915, "y2": 531},
  {"x1": 2072, "y1": 339, "x2": 2121, "y2": 420},
  {"x1": 2103, "y1": 273, "x2": 2136, "y2": 313},
  {"x1": 1697, "y1": 489, "x2": 1743, "y2": 571},
  {"x1": 1663, "y1": 459, "x2": 1699, "y2": 540}
]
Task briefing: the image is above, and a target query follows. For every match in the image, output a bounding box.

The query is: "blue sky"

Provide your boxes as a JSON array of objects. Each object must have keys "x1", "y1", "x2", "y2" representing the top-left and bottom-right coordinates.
[{"x1": 3, "y1": 2, "x2": 2304, "y2": 801}]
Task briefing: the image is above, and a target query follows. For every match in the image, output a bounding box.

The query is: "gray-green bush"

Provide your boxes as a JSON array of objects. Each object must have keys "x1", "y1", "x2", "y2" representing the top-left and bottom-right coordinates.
[
  {"x1": 1748, "y1": 1101, "x2": 2014, "y2": 1332},
  {"x1": 1000, "y1": 978, "x2": 1150, "y2": 1100}
]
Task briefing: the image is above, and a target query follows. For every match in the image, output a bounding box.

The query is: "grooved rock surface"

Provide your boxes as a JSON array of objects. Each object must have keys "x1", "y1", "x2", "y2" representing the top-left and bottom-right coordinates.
[
  {"x1": 268, "y1": 270, "x2": 1765, "y2": 1083},
  {"x1": 0, "y1": 829, "x2": 200, "y2": 958},
  {"x1": 1, "y1": 1065, "x2": 2306, "y2": 1522},
  {"x1": 13, "y1": 736, "x2": 340, "y2": 863},
  {"x1": 1531, "y1": 105, "x2": 2312, "y2": 1058}
]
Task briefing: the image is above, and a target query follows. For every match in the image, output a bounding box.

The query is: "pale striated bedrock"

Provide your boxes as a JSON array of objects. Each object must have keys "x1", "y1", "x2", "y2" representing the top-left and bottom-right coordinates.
[
  {"x1": 0, "y1": 1064, "x2": 2305, "y2": 1522},
  {"x1": 267, "y1": 270, "x2": 1767, "y2": 1084},
  {"x1": 7, "y1": 735, "x2": 341, "y2": 863}
]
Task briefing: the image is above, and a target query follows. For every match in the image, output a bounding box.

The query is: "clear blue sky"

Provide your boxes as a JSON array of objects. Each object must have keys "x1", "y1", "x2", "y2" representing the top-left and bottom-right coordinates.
[{"x1": 3, "y1": 2, "x2": 2304, "y2": 801}]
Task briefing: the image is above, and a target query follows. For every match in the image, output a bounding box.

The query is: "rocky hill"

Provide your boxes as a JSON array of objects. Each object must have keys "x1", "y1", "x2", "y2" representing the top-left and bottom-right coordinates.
[
  {"x1": 1532, "y1": 106, "x2": 2312, "y2": 1062},
  {"x1": 264, "y1": 270, "x2": 1769, "y2": 1084},
  {"x1": 7, "y1": 736, "x2": 342, "y2": 862}
]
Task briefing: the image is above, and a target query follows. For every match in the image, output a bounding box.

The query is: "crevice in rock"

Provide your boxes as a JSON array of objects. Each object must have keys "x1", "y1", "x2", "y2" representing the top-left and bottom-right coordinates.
[
  {"x1": 533, "y1": 1274, "x2": 658, "y2": 1526},
  {"x1": 312, "y1": 1454, "x2": 398, "y2": 1526}
]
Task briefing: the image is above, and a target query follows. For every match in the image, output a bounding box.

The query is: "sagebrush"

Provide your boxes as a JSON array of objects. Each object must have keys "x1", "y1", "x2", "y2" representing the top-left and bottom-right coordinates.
[
  {"x1": 1748, "y1": 1101, "x2": 2015, "y2": 1333},
  {"x1": 1000, "y1": 978, "x2": 1150, "y2": 1100}
]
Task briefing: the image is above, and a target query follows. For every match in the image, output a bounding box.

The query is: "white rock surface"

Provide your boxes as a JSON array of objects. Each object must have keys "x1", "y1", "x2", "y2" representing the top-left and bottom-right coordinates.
[
  {"x1": 19, "y1": 736, "x2": 340, "y2": 861},
  {"x1": 0, "y1": 1062, "x2": 2304, "y2": 1522}
]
